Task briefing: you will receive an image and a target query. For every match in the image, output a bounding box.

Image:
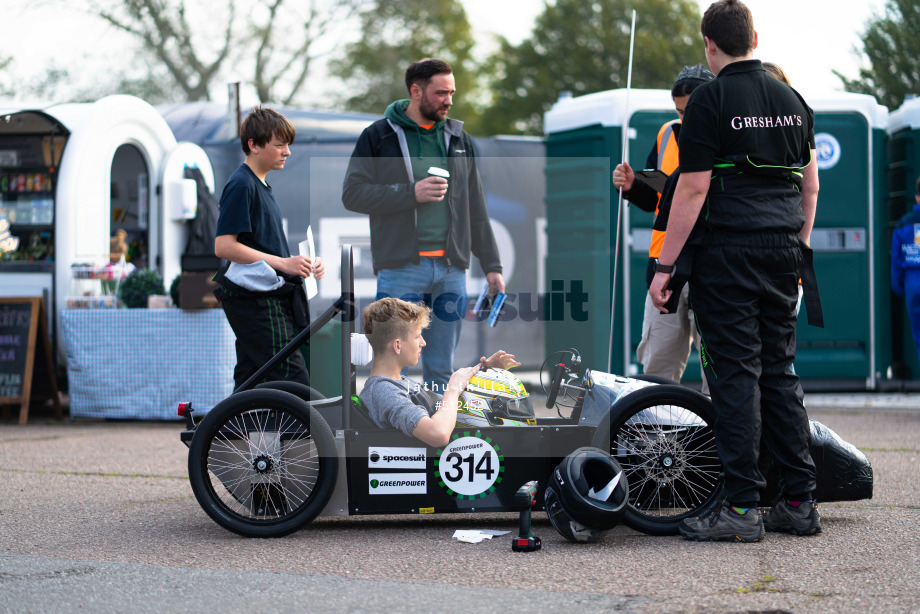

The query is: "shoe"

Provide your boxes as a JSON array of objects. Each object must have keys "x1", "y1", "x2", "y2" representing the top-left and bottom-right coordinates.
[
  {"x1": 763, "y1": 499, "x2": 822, "y2": 536},
  {"x1": 679, "y1": 500, "x2": 764, "y2": 543}
]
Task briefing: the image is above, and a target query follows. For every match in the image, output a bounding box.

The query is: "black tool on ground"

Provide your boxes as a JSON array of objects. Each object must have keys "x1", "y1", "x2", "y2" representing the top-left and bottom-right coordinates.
[{"x1": 511, "y1": 480, "x2": 542, "y2": 552}]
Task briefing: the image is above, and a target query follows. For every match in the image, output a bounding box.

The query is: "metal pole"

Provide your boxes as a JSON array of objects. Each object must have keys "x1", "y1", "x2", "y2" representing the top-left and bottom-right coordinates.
[
  {"x1": 608, "y1": 9, "x2": 637, "y2": 373},
  {"x1": 228, "y1": 82, "x2": 241, "y2": 138}
]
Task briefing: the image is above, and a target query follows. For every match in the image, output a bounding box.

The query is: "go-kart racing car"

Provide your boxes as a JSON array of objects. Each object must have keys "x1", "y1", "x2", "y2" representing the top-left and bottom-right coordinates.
[{"x1": 179, "y1": 246, "x2": 873, "y2": 539}]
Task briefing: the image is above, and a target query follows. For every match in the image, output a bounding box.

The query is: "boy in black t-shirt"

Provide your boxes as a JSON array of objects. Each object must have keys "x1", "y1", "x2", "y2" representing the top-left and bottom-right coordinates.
[
  {"x1": 649, "y1": 0, "x2": 821, "y2": 543},
  {"x1": 214, "y1": 106, "x2": 325, "y2": 389}
]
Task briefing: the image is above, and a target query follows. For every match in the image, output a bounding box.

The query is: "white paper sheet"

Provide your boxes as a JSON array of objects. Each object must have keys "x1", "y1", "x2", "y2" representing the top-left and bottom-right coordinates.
[
  {"x1": 298, "y1": 226, "x2": 318, "y2": 300},
  {"x1": 452, "y1": 530, "x2": 493, "y2": 544}
]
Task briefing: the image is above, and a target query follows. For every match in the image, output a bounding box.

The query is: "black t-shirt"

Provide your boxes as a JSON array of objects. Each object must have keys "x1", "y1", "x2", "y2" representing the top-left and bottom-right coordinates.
[
  {"x1": 679, "y1": 60, "x2": 815, "y2": 233},
  {"x1": 216, "y1": 163, "x2": 291, "y2": 260}
]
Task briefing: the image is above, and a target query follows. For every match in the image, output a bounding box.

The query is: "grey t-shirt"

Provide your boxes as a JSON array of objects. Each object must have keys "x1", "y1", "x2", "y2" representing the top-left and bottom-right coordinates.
[{"x1": 360, "y1": 375, "x2": 439, "y2": 437}]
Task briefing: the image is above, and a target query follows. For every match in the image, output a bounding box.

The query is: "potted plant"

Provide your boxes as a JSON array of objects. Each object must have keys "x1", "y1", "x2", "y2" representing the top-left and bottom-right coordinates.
[{"x1": 119, "y1": 269, "x2": 166, "y2": 308}]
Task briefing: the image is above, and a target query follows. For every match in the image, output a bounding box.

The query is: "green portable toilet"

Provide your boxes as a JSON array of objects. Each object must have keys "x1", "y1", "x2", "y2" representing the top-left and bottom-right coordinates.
[
  {"x1": 798, "y1": 93, "x2": 889, "y2": 389},
  {"x1": 544, "y1": 88, "x2": 890, "y2": 390},
  {"x1": 886, "y1": 96, "x2": 920, "y2": 382}
]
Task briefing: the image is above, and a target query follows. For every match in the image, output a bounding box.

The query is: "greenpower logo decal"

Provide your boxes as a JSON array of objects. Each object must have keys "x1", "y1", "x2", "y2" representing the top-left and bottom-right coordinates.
[
  {"x1": 434, "y1": 432, "x2": 504, "y2": 500},
  {"x1": 367, "y1": 473, "x2": 427, "y2": 495}
]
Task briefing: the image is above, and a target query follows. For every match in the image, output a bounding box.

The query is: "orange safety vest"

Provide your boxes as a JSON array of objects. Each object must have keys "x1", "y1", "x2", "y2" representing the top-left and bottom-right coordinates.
[{"x1": 648, "y1": 119, "x2": 680, "y2": 259}]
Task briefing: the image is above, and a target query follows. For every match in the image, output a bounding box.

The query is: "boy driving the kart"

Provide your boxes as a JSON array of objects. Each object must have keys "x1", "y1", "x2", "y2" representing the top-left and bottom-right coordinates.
[{"x1": 360, "y1": 297, "x2": 520, "y2": 446}]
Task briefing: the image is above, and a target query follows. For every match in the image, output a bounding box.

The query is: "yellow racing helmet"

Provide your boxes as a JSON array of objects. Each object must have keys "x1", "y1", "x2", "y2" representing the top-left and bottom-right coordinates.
[{"x1": 456, "y1": 368, "x2": 535, "y2": 428}]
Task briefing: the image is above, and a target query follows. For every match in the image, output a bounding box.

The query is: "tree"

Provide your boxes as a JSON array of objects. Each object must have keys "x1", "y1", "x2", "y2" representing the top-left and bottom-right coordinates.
[
  {"x1": 835, "y1": 0, "x2": 920, "y2": 111},
  {"x1": 0, "y1": 56, "x2": 179, "y2": 104},
  {"x1": 481, "y1": 0, "x2": 705, "y2": 135},
  {"x1": 79, "y1": 0, "x2": 362, "y2": 104},
  {"x1": 0, "y1": 60, "x2": 95, "y2": 103},
  {"x1": 329, "y1": 0, "x2": 482, "y2": 132},
  {"x1": 0, "y1": 56, "x2": 13, "y2": 97}
]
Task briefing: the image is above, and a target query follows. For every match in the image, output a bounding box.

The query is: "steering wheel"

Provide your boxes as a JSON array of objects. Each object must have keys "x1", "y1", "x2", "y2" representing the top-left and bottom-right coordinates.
[{"x1": 545, "y1": 362, "x2": 567, "y2": 409}]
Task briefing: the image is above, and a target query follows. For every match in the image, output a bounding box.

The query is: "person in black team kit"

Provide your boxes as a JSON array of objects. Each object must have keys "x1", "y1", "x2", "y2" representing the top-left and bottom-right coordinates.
[
  {"x1": 214, "y1": 106, "x2": 324, "y2": 389},
  {"x1": 649, "y1": 0, "x2": 822, "y2": 542}
]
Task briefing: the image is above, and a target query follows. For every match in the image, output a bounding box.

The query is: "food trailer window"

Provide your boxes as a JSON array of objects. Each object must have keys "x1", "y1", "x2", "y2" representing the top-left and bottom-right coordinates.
[
  {"x1": 110, "y1": 144, "x2": 149, "y2": 269},
  {"x1": 0, "y1": 132, "x2": 63, "y2": 262}
]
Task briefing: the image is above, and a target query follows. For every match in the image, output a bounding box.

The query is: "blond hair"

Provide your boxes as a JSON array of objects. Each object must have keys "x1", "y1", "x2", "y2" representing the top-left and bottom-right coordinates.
[{"x1": 362, "y1": 298, "x2": 431, "y2": 354}]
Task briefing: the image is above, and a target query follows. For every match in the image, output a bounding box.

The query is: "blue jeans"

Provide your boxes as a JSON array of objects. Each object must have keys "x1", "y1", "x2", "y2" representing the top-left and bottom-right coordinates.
[{"x1": 376, "y1": 259, "x2": 468, "y2": 392}]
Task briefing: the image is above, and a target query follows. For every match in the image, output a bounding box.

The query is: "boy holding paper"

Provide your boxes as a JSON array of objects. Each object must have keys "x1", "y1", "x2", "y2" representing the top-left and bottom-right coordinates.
[{"x1": 214, "y1": 106, "x2": 324, "y2": 388}]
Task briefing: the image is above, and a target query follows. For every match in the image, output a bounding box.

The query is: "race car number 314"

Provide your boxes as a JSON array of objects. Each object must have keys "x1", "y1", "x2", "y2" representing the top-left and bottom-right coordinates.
[{"x1": 435, "y1": 434, "x2": 503, "y2": 499}]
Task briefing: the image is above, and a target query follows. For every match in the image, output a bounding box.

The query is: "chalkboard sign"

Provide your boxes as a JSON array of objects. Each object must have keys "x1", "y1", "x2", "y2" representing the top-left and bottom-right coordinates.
[{"x1": 0, "y1": 297, "x2": 62, "y2": 424}]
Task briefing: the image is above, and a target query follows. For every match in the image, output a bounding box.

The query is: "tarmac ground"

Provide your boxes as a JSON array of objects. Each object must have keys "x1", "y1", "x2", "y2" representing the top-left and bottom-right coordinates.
[{"x1": 1, "y1": 394, "x2": 918, "y2": 613}]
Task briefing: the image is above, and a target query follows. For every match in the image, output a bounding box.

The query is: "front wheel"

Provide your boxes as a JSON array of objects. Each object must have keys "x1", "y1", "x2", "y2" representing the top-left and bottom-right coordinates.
[
  {"x1": 592, "y1": 385, "x2": 721, "y2": 535},
  {"x1": 632, "y1": 374, "x2": 677, "y2": 386},
  {"x1": 187, "y1": 389, "x2": 338, "y2": 537}
]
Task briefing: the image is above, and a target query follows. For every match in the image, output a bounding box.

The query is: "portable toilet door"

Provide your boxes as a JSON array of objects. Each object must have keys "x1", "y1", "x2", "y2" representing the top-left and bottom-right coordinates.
[
  {"x1": 795, "y1": 93, "x2": 889, "y2": 390},
  {"x1": 543, "y1": 89, "x2": 675, "y2": 374},
  {"x1": 886, "y1": 96, "x2": 920, "y2": 383}
]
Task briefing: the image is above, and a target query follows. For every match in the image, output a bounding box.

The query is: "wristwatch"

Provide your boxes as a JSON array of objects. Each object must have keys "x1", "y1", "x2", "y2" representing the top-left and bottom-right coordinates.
[{"x1": 653, "y1": 258, "x2": 675, "y2": 274}]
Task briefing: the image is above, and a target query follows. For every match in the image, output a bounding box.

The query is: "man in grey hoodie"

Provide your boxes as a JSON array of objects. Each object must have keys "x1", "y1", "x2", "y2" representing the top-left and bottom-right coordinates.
[{"x1": 343, "y1": 58, "x2": 504, "y2": 394}]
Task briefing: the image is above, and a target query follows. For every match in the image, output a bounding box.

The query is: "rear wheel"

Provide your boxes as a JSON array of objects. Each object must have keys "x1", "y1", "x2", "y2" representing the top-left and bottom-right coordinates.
[
  {"x1": 188, "y1": 389, "x2": 338, "y2": 537},
  {"x1": 592, "y1": 385, "x2": 721, "y2": 535},
  {"x1": 254, "y1": 380, "x2": 326, "y2": 401}
]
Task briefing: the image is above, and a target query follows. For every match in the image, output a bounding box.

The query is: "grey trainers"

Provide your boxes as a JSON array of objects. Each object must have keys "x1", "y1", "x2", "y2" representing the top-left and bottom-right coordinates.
[
  {"x1": 763, "y1": 499, "x2": 822, "y2": 536},
  {"x1": 679, "y1": 500, "x2": 765, "y2": 542}
]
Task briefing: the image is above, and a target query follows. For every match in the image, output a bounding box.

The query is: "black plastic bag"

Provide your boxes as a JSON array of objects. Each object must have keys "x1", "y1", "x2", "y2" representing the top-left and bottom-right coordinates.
[{"x1": 762, "y1": 419, "x2": 873, "y2": 502}]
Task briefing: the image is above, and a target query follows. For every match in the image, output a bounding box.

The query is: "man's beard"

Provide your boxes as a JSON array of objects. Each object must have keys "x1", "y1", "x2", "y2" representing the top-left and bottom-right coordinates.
[{"x1": 419, "y1": 96, "x2": 448, "y2": 123}]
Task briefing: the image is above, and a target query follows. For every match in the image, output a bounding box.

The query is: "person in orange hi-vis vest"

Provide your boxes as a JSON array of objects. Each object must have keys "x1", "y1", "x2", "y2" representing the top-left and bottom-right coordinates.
[{"x1": 612, "y1": 64, "x2": 714, "y2": 394}]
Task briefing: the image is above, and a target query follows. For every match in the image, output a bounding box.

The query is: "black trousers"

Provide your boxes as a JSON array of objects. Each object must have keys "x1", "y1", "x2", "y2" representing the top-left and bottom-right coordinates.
[
  {"x1": 218, "y1": 291, "x2": 309, "y2": 390},
  {"x1": 689, "y1": 232, "x2": 816, "y2": 507}
]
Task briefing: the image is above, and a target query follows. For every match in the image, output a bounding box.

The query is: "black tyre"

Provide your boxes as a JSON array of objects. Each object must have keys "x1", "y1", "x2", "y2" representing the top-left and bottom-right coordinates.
[
  {"x1": 188, "y1": 389, "x2": 338, "y2": 538},
  {"x1": 592, "y1": 385, "x2": 721, "y2": 536},
  {"x1": 254, "y1": 380, "x2": 327, "y2": 401}
]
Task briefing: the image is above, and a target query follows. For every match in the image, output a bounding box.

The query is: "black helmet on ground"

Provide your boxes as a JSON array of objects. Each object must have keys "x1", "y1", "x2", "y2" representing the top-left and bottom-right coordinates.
[{"x1": 544, "y1": 447, "x2": 630, "y2": 543}]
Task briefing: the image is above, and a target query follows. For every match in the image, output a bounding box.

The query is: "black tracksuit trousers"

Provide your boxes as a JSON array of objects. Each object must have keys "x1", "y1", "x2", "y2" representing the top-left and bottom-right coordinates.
[
  {"x1": 218, "y1": 291, "x2": 309, "y2": 390},
  {"x1": 689, "y1": 231, "x2": 816, "y2": 508}
]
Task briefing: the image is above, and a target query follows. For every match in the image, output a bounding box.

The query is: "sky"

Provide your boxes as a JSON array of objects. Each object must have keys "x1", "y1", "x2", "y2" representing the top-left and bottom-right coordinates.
[
  {"x1": 0, "y1": 0, "x2": 891, "y2": 106},
  {"x1": 462, "y1": 0, "x2": 888, "y2": 96}
]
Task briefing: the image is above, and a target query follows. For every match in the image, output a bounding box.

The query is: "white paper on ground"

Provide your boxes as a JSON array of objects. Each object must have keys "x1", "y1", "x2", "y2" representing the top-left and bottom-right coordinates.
[
  {"x1": 298, "y1": 226, "x2": 318, "y2": 300},
  {"x1": 452, "y1": 530, "x2": 495, "y2": 544}
]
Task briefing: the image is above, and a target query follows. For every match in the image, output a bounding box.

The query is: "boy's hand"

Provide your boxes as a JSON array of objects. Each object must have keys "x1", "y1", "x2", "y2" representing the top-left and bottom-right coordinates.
[
  {"x1": 481, "y1": 350, "x2": 520, "y2": 371},
  {"x1": 312, "y1": 257, "x2": 325, "y2": 280},
  {"x1": 277, "y1": 255, "x2": 324, "y2": 279},
  {"x1": 446, "y1": 365, "x2": 480, "y2": 393},
  {"x1": 649, "y1": 271, "x2": 673, "y2": 313}
]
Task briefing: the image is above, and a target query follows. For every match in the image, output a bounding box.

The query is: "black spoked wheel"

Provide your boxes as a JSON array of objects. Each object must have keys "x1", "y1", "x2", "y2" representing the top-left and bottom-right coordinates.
[
  {"x1": 187, "y1": 389, "x2": 338, "y2": 538},
  {"x1": 592, "y1": 385, "x2": 722, "y2": 535},
  {"x1": 254, "y1": 380, "x2": 327, "y2": 401}
]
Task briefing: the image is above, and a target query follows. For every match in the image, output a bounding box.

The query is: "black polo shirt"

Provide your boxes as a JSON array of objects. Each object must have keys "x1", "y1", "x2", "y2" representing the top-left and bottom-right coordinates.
[
  {"x1": 679, "y1": 60, "x2": 815, "y2": 233},
  {"x1": 216, "y1": 163, "x2": 291, "y2": 260}
]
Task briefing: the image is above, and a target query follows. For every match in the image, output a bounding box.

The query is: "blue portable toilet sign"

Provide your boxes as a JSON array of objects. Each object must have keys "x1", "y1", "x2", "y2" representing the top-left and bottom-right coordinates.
[{"x1": 815, "y1": 132, "x2": 842, "y2": 170}]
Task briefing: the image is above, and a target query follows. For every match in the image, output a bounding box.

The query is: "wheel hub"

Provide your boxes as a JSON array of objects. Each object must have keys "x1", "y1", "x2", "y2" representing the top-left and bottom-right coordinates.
[
  {"x1": 253, "y1": 454, "x2": 274, "y2": 474},
  {"x1": 640, "y1": 435, "x2": 688, "y2": 486}
]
